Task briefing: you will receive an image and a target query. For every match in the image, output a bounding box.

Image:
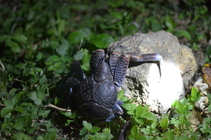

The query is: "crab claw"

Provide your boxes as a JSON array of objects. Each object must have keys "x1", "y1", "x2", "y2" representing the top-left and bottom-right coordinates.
[
  {"x1": 126, "y1": 53, "x2": 162, "y2": 62},
  {"x1": 126, "y1": 53, "x2": 163, "y2": 77}
]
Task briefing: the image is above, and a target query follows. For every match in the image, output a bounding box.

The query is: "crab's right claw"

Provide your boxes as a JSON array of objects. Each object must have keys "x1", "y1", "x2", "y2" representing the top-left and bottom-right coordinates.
[
  {"x1": 127, "y1": 53, "x2": 163, "y2": 77},
  {"x1": 137, "y1": 54, "x2": 163, "y2": 77}
]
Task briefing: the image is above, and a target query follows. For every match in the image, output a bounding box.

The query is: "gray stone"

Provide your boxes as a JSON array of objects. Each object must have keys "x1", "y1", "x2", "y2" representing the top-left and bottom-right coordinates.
[{"x1": 108, "y1": 31, "x2": 197, "y2": 115}]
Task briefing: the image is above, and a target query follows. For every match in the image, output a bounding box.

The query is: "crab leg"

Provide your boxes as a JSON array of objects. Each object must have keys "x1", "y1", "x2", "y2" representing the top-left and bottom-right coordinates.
[
  {"x1": 72, "y1": 60, "x2": 86, "y2": 81},
  {"x1": 114, "y1": 54, "x2": 130, "y2": 87},
  {"x1": 105, "y1": 100, "x2": 124, "y2": 122},
  {"x1": 62, "y1": 77, "x2": 80, "y2": 107},
  {"x1": 109, "y1": 52, "x2": 120, "y2": 76},
  {"x1": 55, "y1": 61, "x2": 84, "y2": 108}
]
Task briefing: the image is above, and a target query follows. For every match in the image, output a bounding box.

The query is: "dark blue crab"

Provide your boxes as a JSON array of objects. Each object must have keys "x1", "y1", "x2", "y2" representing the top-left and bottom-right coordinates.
[{"x1": 58, "y1": 49, "x2": 162, "y2": 122}]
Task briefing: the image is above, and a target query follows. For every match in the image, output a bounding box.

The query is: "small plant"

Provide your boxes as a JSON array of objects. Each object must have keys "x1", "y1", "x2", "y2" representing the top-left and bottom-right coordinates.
[
  {"x1": 79, "y1": 121, "x2": 113, "y2": 140},
  {"x1": 199, "y1": 117, "x2": 211, "y2": 138}
]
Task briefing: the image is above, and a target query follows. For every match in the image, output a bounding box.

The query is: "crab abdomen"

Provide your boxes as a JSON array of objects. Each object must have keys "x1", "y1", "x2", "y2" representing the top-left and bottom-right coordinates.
[{"x1": 81, "y1": 101, "x2": 113, "y2": 119}]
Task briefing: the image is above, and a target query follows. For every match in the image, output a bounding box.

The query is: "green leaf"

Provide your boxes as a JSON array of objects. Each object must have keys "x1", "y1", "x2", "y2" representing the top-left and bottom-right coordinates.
[
  {"x1": 14, "y1": 106, "x2": 24, "y2": 113},
  {"x1": 191, "y1": 43, "x2": 200, "y2": 50},
  {"x1": 142, "y1": 111, "x2": 157, "y2": 121},
  {"x1": 164, "y1": 131, "x2": 174, "y2": 140},
  {"x1": 208, "y1": 104, "x2": 211, "y2": 112},
  {"x1": 57, "y1": 19, "x2": 66, "y2": 35},
  {"x1": 91, "y1": 34, "x2": 114, "y2": 49},
  {"x1": 100, "y1": 133, "x2": 113, "y2": 139},
  {"x1": 74, "y1": 50, "x2": 85, "y2": 60},
  {"x1": 190, "y1": 87, "x2": 200, "y2": 102},
  {"x1": 9, "y1": 88, "x2": 17, "y2": 94},
  {"x1": 135, "y1": 105, "x2": 144, "y2": 116},
  {"x1": 1, "y1": 107, "x2": 13, "y2": 117},
  {"x1": 61, "y1": 111, "x2": 72, "y2": 117},
  {"x1": 13, "y1": 133, "x2": 32, "y2": 140},
  {"x1": 36, "y1": 52, "x2": 43, "y2": 61},
  {"x1": 117, "y1": 90, "x2": 125, "y2": 100},
  {"x1": 102, "y1": 128, "x2": 113, "y2": 139},
  {"x1": 0, "y1": 35, "x2": 10, "y2": 42},
  {"x1": 159, "y1": 115, "x2": 169, "y2": 130},
  {"x1": 82, "y1": 120, "x2": 92, "y2": 131},
  {"x1": 122, "y1": 103, "x2": 135, "y2": 111},
  {"x1": 90, "y1": 126, "x2": 101, "y2": 133},
  {"x1": 165, "y1": 15, "x2": 176, "y2": 32},
  {"x1": 28, "y1": 91, "x2": 42, "y2": 105},
  {"x1": 176, "y1": 30, "x2": 191, "y2": 40},
  {"x1": 81, "y1": 49, "x2": 91, "y2": 71},
  {"x1": 44, "y1": 131, "x2": 57, "y2": 140},
  {"x1": 5, "y1": 40, "x2": 21, "y2": 53},
  {"x1": 130, "y1": 125, "x2": 139, "y2": 137},
  {"x1": 110, "y1": 12, "x2": 123, "y2": 19},
  {"x1": 50, "y1": 41, "x2": 59, "y2": 49},
  {"x1": 80, "y1": 127, "x2": 87, "y2": 136},
  {"x1": 123, "y1": 103, "x2": 137, "y2": 115},
  {"x1": 191, "y1": 87, "x2": 198, "y2": 95},
  {"x1": 3, "y1": 100, "x2": 14, "y2": 108},
  {"x1": 45, "y1": 55, "x2": 60, "y2": 65},
  {"x1": 68, "y1": 28, "x2": 91, "y2": 44},
  {"x1": 134, "y1": 117, "x2": 144, "y2": 124},
  {"x1": 12, "y1": 34, "x2": 28, "y2": 44},
  {"x1": 56, "y1": 39, "x2": 70, "y2": 56},
  {"x1": 54, "y1": 62, "x2": 67, "y2": 73},
  {"x1": 12, "y1": 91, "x2": 25, "y2": 105},
  {"x1": 151, "y1": 19, "x2": 162, "y2": 32}
]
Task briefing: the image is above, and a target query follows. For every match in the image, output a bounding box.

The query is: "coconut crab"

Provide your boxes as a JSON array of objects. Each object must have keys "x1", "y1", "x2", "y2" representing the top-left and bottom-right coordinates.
[{"x1": 56, "y1": 49, "x2": 162, "y2": 122}]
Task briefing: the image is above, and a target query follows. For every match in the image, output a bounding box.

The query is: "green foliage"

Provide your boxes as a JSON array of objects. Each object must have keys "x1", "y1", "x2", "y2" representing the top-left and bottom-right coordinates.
[
  {"x1": 1, "y1": 0, "x2": 211, "y2": 139},
  {"x1": 176, "y1": 30, "x2": 192, "y2": 40},
  {"x1": 198, "y1": 117, "x2": 211, "y2": 138},
  {"x1": 80, "y1": 121, "x2": 113, "y2": 140}
]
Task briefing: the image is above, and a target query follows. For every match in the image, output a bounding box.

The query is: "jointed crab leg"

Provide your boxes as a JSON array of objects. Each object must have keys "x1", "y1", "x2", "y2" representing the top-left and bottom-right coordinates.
[
  {"x1": 113, "y1": 54, "x2": 130, "y2": 87},
  {"x1": 56, "y1": 61, "x2": 84, "y2": 108},
  {"x1": 110, "y1": 52, "x2": 162, "y2": 86},
  {"x1": 72, "y1": 60, "x2": 86, "y2": 81},
  {"x1": 105, "y1": 100, "x2": 124, "y2": 122}
]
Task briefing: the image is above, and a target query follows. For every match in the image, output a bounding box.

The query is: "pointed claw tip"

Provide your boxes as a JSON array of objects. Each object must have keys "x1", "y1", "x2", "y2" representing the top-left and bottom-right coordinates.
[{"x1": 154, "y1": 54, "x2": 163, "y2": 61}]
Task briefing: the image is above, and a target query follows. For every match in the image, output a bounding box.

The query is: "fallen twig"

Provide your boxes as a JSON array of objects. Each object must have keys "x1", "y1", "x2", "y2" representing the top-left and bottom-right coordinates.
[{"x1": 46, "y1": 103, "x2": 71, "y2": 112}]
